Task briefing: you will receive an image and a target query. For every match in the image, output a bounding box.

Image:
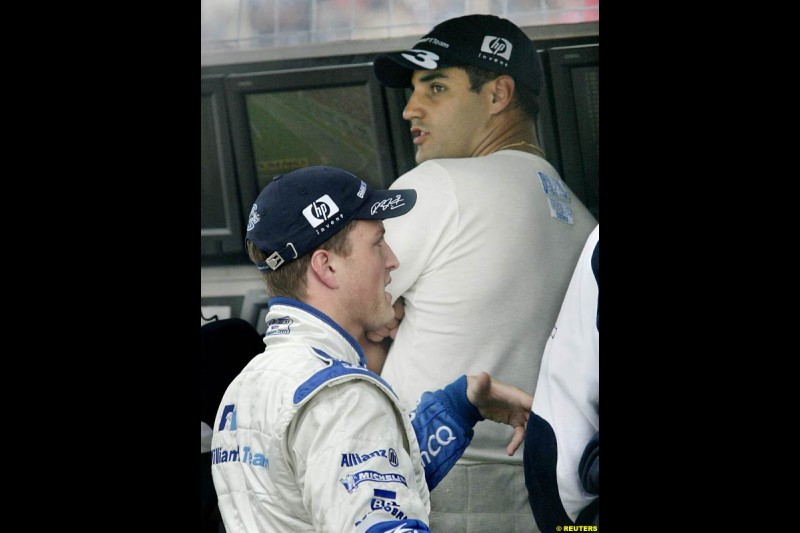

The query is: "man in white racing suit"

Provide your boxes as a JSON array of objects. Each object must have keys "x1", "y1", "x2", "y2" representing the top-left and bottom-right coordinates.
[{"x1": 211, "y1": 166, "x2": 532, "y2": 532}]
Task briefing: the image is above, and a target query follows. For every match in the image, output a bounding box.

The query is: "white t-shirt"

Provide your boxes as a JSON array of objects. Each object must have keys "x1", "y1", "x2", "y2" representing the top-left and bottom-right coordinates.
[
  {"x1": 527, "y1": 224, "x2": 599, "y2": 523},
  {"x1": 382, "y1": 150, "x2": 598, "y2": 463}
]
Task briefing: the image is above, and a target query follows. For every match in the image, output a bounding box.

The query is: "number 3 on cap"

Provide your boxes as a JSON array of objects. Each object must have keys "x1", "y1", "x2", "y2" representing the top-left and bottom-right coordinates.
[{"x1": 400, "y1": 49, "x2": 440, "y2": 69}]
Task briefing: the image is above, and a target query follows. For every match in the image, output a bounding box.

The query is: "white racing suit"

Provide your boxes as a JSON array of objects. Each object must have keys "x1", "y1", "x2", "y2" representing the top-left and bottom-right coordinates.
[{"x1": 211, "y1": 298, "x2": 482, "y2": 532}]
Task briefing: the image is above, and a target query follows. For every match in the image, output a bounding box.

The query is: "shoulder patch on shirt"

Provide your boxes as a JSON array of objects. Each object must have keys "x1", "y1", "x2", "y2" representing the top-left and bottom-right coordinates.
[
  {"x1": 265, "y1": 316, "x2": 292, "y2": 336},
  {"x1": 538, "y1": 171, "x2": 574, "y2": 225}
]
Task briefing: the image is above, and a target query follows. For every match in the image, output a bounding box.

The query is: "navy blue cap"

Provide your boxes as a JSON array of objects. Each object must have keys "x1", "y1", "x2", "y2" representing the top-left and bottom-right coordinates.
[
  {"x1": 374, "y1": 14, "x2": 543, "y2": 95},
  {"x1": 246, "y1": 166, "x2": 417, "y2": 271}
]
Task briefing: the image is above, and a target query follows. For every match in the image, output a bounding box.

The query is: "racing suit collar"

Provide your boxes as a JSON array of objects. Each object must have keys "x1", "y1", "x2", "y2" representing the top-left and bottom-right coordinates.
[{"x1": 264, "y1": 297, "x2": 367, "y2": 368}]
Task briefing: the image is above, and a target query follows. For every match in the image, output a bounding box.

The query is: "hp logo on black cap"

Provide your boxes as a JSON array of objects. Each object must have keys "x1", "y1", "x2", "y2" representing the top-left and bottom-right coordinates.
[{"x1": 481, "y1": 36, "x2": 512, "y2": 61}]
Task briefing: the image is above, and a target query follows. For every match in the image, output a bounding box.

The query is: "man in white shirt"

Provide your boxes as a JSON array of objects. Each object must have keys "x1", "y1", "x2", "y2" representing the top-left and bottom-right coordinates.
[{"x1": 367, "y1": 15, "x2": 598, "y2": 532}]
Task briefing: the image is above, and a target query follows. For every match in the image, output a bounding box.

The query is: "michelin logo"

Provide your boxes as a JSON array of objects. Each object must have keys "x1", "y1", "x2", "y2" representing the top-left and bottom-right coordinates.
[{"x1": 340, "y1": 471, "x2": 408, "y2": 493}]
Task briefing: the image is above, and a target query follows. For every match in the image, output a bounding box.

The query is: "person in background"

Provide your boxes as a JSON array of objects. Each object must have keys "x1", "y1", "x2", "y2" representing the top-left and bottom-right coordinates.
[
  {"x1": 366, "y1": 14, "x2": 598, "y2": 532},
  {"x1": 211, "y1": 165, "x2": 534, "y2": 533},
  {"x1": 524, "y1": 225, "x2": 599, "y2": 531}
]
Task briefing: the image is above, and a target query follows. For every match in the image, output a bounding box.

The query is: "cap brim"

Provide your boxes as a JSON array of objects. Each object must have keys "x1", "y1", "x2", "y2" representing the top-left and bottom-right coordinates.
[
  {"x1": 354, "y1": 189, "x2": 417, "y2": 219},
  {"x1": 374, "y1": 53, "x2": 419, "y2": 88}
]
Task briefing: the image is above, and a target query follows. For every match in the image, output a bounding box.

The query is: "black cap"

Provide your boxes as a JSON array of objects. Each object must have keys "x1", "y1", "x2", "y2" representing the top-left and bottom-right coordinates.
[{"x1": 374, "y1": 14, "x2": 543, "y2": 94}]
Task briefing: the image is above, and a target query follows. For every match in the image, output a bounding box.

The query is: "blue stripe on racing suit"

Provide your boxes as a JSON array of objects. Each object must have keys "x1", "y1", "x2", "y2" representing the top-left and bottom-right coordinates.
[{"x1": 361, "y1": 518, "x2": 432, "y2": 532}]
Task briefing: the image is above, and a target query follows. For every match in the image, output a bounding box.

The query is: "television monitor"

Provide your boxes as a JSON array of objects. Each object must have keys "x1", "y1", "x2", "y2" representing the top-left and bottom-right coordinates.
[
  {"x1": 540, "y1": 44, "x2": 599, "y2": 220},
  {"x1": 224, "y1": 63, "x2": 401, "y2": 220},
  {"x1": 202, "y1": 75, "x2": 246, "y2": 257}
]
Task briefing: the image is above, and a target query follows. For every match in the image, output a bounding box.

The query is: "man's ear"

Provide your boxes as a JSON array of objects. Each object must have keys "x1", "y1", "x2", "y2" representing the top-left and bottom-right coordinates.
[
  {"x1": 309, "y1": 249, "x2": 339, "y2": 289},
  {"x1": 489, "y1": 75, "x2": 515, "y2": 112}
]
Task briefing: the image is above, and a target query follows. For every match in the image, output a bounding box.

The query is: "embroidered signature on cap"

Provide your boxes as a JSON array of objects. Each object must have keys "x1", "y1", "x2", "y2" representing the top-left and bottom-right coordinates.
[{"x1": 371, "y1": 194, "x2": 406, "y2": 215}]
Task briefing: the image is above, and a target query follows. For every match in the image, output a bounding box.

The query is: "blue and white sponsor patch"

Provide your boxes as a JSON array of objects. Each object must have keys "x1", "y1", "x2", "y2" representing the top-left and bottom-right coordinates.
[
  {"x1": 369, "y1": 488, "x2": 409, "y2": 520},
  {"x1": 210, "y1": 445, "x2": 269, "y2": 469},
  {"x1": 538, "y1": 171, "x2": 574, "y2": 225},
  {"x1": 265, "y1": 316, "x2": 292, "y2": 336},
  {"x1": 341, "y1": 448, "x2": 398, "y2": 467},
  {"x1": 340, "y1": 470, "x2": 408, "y2": 493}
]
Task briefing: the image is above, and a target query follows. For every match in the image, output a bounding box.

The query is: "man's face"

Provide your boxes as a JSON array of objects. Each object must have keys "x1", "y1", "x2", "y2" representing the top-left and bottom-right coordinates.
[
  {"x1": 402, "y1": 67, "x2": 493, "y2": 164},
  {"x1": 335, "y1": 220, "x2": 399, "y2": 333}
]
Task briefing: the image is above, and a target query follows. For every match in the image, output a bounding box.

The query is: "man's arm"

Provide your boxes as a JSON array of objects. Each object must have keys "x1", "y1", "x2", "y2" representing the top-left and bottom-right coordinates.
[
  {"x1": 292, "y1": 381, "x2": 433, "y2": 532},
  {"x1": 411, "y1": 373, "x2": 533, "y2": 490},
  {"x1": 466, "y1": 372, "x2": 532, "y2": 456}
]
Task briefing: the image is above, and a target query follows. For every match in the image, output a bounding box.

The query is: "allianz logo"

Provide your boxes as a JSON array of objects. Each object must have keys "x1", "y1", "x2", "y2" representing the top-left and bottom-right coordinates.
[{"x1": 341, "y1": 448, "x2": 398, "y2": 467}]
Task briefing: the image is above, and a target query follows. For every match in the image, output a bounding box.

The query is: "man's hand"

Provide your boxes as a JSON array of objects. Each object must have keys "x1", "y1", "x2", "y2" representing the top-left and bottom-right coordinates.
[
  {"x1": 360, "y1": 336, "x2": 392, "y2": 374},
  {"x1": 365, "y1": 297, "x2": 405, "y2": 343},
  {"x1": 466, "y1": 372, "x2": 532, "y2": 456}
]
